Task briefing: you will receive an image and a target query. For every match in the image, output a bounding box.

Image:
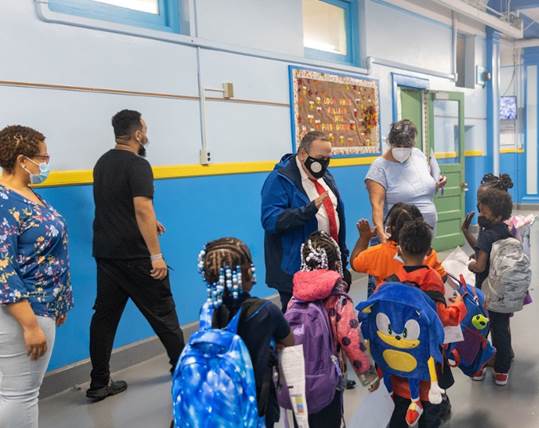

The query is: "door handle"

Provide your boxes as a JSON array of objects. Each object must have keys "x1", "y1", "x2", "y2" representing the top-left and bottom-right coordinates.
[{"x1": 460, "y1": 182, "x2": 469, "y2": 192}]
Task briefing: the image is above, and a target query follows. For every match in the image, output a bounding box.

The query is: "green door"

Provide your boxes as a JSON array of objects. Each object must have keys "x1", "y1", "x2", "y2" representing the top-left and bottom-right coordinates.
[
  {"x1": 427, "y1": 91, "x2": 466, "y2": 251},
  {"x1": 399, "y1": 88, "x2": 423, "y2": 148}
]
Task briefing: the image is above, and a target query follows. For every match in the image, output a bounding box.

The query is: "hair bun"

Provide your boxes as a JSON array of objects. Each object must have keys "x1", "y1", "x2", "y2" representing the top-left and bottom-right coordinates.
[{"x1": 499, "y1": 174, "x2": 514, "y2": 190}]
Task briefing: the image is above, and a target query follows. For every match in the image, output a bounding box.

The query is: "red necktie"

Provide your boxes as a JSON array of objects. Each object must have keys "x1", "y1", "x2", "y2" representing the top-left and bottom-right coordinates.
[{"x1": 310, "y1": 179, "x2": 339, "y2": 243}]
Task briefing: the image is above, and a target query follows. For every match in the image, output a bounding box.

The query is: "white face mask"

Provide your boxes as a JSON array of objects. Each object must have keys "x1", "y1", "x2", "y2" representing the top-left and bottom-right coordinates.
[{"x1": 392, "y1": 147, "x2": 412, "y2": 163}]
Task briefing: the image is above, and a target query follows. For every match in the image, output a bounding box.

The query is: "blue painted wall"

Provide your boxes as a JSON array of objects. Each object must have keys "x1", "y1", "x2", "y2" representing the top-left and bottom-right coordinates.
[
  {"x1": 40, "y1": 154, "x2": 522, "y2": 371},
  {"x1": 465, "y1": 156, "x2": 488, "y2": 216},
  {"x1": 39, "y1": 163, "x2": 372, "y2": 371}
]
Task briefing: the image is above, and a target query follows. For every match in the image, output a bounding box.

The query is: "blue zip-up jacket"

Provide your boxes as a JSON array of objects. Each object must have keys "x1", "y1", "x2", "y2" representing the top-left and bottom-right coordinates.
[{"x1": 261, "y1": 154, "x2": 349, "y2": 292}]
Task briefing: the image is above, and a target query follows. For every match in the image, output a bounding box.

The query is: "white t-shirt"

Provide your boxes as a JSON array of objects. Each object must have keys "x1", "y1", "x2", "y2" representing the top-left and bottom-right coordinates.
[{"x1": 365, "y1": 148, "x2": 438, "y2": 229}]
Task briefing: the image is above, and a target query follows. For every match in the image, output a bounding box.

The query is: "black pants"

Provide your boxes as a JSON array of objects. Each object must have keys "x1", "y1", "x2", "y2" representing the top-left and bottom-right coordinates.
[
  {"x1": 279, "y1": 290, "x2": 293, "y2": 313},
  {"x1": 292, "y1": 391, "x2": 343, "y2": 428},
  {"x1": 489, "y1": 310, "x2": 512, "y2": 374},
  {"x1": 389, "y1": 395, "x2": 443, "y2": 428},
  {"x1": 90, "y1": 258, "x2": 185, "y2": 388}
]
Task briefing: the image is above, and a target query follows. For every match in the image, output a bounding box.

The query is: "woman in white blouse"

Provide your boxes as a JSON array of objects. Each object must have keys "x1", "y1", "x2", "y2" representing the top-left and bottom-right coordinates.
[{"x1": 365, "y1": 120, "x2": 447, "y2": 242}]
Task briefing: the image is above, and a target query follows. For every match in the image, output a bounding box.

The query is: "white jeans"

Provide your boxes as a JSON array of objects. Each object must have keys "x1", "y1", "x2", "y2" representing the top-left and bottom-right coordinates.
[{"x1": 0, "y1": 306, "x2": 56, "y2": 428}]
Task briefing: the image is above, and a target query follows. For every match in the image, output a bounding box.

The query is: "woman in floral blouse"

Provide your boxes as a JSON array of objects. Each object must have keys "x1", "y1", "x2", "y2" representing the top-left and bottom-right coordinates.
[{"x1": 0, "y1": 125, "x2": 73, "y2": 427}]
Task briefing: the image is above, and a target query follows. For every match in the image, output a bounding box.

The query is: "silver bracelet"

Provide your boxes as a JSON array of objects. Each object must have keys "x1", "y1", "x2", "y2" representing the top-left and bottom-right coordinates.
[{"x1": 150, "y1": 253, "x2": 163, "y2": 261}]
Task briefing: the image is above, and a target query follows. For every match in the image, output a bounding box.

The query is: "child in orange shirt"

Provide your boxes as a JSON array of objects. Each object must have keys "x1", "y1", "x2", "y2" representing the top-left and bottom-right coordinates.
[
  {"x1": 351, "y1": 203, "x2": 446, "y2": 289},
  {"x1": 385, "y1": 219, "x2": 466, "y2": 428}
]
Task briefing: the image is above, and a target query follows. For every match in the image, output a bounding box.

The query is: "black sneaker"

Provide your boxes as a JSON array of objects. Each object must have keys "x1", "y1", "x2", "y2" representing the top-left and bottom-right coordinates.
[
  {"x1": 346, "y1": 379, "x2": 357, "y2": 390},
  {"x1": 439, "y1": 394, "x2": 452, "y2": 422},
  {"x1": 86, "y1": 379, "x2": 128, "y2": 402}
]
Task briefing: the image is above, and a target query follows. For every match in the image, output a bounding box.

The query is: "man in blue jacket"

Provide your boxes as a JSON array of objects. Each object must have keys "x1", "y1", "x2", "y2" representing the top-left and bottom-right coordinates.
[{"x1": 261, "y1": 131, "x2": 350, "y2": 312}]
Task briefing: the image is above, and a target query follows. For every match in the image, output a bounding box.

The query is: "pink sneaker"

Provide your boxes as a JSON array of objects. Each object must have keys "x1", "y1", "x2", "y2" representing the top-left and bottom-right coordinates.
[
  {"x1": 472, "y1": 367, "x2": 486, "y2": 381},
  {"x1": 494, "y1": 372, "x2": 509, "y2": 386}
]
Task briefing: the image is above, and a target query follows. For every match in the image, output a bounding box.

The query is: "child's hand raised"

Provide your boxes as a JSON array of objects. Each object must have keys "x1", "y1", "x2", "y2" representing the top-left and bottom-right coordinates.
[
  {"x1": 462, "y1": 212, "x2": 475, "y2": 231},
  {"x1": 357, "y1": 219, "x2": 375, "y2": 239}
]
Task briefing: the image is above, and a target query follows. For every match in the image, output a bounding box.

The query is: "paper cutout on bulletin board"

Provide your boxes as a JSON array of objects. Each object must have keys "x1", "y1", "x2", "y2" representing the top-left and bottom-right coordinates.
[{"x1": 290, "y1": 67, "x2": 381, "y2": 155}]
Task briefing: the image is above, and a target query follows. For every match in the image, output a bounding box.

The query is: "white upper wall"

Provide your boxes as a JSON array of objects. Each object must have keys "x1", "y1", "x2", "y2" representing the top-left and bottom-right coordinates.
[
  {"x1": 195, "y1": 0, "x2": 304, "y2": 57},
  {"x1": 365, "y1": 0, "x2": 452, "y2": 74},
  {"x1": 0, "y1": 0, "x2": 489, "y2": 169}
]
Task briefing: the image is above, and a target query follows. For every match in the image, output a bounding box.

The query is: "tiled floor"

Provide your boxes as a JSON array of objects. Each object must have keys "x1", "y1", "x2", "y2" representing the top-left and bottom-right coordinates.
[{"x1": 39, "y1": 213, "x2": 539, "y2": 428}]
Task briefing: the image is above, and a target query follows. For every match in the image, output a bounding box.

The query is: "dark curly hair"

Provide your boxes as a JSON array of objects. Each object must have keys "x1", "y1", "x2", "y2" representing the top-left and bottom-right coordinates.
[
  {"x1": 398, "y1": 219, "x2": 433, "y2": 258},
  {"x1": 478, "y1": 187, "x2": 513, "y2": 221},
  {"x1": 385, "y1": 202, "x2": 423, "y2": 242},
  {"x1": 480, "y1": 173, "x2": 513, "y2": 192},
  {"x1": 388, "y1": 119, "x2": 417, "y2": 147},
  {"x1": 0, "y1": 125, "x2": 45, "y2": 173}
]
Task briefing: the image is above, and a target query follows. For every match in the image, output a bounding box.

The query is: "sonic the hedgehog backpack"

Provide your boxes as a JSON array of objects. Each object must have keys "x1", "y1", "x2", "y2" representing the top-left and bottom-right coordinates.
[
  {"x1": 172, "y1": 302, "x2": 264, "y2": 428},
  {"x1": 445, "y1": 275, "x2": 496, "y2": 377},
  {"x1": 356, "y1": 282, "x2": 445, "y2": 425}
]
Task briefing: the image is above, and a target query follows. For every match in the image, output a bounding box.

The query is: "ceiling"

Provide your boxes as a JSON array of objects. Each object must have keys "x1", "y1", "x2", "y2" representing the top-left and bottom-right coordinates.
[{"x1": 489, "y1": 0, "x2": 539, "y2": 39}]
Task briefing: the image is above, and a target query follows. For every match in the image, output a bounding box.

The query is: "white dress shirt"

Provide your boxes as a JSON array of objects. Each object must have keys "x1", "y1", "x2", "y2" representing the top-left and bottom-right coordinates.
[{"x1": 296, "y1": 156, "x2": 340, "y2": 236}]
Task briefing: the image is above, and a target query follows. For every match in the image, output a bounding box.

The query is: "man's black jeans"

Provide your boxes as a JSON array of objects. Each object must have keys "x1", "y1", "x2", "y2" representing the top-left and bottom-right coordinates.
[{"x1": 89, "y1": 258, "x2": 185, "y2": 388}]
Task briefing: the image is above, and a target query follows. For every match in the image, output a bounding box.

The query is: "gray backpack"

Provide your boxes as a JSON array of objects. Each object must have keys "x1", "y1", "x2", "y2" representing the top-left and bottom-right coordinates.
[{"x1": 484, "y1": 237, "x2": 531, "y2": 313}]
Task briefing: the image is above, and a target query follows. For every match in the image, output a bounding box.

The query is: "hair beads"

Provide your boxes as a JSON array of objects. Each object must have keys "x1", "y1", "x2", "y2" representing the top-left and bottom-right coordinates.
[
  {"x1": 198, "y1": 240, "x2": 256, "y2": 308},
  {"x1": 300, "y1": 232, "x2": 344, "y2": 277}
]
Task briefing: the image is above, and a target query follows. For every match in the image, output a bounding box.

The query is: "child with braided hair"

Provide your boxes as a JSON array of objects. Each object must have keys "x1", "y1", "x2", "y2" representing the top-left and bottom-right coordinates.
[
  {"x1": 290, "y1": 231, "x2": 379, "y2": 427},
  {"x1": 199, "y1": 237, "x2": 294, "y2": 428}
]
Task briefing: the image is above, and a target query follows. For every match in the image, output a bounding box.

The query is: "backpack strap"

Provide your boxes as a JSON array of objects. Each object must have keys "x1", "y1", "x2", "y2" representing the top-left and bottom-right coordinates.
[
  {"x1": 240, "y1": 298, "x2": 271, "y2": 323},
  {"x1": 238, "y1": 298, "x2": 275, "y2": 417},
  {"x1": 224, "y1": 307, "x2": 244, "y2": 334},
  {"x1": 199, "y1": 302, "x2": 215, "y2": 331},
  {"x1": 424, "y1": 290, "x2": 446, "y2": 306}
]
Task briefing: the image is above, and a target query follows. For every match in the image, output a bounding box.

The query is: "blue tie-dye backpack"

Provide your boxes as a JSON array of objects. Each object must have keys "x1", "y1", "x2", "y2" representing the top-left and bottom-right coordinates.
[{"x1": 172, "y1": 302, "x2": 264, "y2": 428}]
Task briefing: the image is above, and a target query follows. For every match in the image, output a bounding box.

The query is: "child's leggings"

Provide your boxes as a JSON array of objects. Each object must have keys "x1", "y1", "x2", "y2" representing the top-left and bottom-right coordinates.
[{"x1": 489, "y1": 310, "x2": 512, "y2": 374}]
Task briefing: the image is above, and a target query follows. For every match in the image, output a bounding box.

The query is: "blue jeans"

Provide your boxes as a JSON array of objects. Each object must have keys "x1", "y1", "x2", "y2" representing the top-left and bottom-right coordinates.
[{"x1": 0, "y1": 306, "x2": 56, "y2": 428}]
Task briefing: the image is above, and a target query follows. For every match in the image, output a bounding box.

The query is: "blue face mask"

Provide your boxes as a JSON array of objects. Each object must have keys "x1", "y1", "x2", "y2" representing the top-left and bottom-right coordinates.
[{"x1": 23, "y1": 157, "x2": 50, "y2": 185}]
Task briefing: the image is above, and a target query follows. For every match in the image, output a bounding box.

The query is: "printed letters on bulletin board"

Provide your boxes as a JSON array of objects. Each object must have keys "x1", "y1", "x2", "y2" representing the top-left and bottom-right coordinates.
[{"x1": 290, "y1": 67, "x2": 381, "y2": 156}]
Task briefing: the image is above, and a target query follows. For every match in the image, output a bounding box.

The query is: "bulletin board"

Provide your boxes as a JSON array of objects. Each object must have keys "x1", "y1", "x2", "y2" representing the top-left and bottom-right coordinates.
[{"x1": 289, "y1": 66, "x2": 381, "y2": 156}]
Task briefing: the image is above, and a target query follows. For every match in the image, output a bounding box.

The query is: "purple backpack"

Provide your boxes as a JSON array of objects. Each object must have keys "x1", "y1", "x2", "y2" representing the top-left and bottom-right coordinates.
[{"x1": 277, "y1": 298, "x2": 342, "y2": 414}]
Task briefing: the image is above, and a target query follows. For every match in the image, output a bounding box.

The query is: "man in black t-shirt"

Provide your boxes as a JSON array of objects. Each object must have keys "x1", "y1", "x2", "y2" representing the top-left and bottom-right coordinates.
[{"x1": 87, "y1": 110, "x2": 184, "y2": 401}]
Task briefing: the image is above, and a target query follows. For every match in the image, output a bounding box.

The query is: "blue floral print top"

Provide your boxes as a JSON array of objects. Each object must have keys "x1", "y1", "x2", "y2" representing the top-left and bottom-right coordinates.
[{"x1": 0, "y1": 185, "x2": 73, "y2": 318}]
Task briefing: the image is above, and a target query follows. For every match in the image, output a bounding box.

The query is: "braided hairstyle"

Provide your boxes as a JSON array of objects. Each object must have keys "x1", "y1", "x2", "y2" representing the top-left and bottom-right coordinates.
[
  {"x1": 385, "y1": 203, "x2": 423, "y2": 242},
  {"x1": 398, "y1": 219, "x2": 433, "y2": 258},
  {"x1": 198, "y1": 237, "x2": 256, "y2": 310},
  {"x1": 480, "y1": 173, "x2": 513, "y2": 192},
  {"x1": 300, "y1": 231, "x2": 343, "y2": 276}
]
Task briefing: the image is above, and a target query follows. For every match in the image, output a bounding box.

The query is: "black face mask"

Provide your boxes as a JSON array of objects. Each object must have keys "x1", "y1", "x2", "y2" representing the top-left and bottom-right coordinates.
[
  {"x1": 304, "y1": 156, "x2": 330, "y2": 179},
  {"x1": 138, "y1": 136, "x2": 149, "y2": 157},
  {"x1": 477, "y1": 215, "x2": 492, "y2": 229}
]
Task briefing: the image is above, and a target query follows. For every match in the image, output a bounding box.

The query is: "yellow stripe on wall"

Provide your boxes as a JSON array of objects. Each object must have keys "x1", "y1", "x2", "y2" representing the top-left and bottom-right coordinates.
[
  {"x1": 460, "y1": 148, "x2": 524, "y2": 157},
  {"x1": 434, "y1": 151, "x2": 458, "y2": 159},
  {"x1": 500, "y1": 147, "x2": 524, "y2": 154},
  {"x1": 37, "y1": 157, "x2": 380, "y2": 187},
  {"x1": 32, "y1": 149, "x2": 525, "y2": 188}
]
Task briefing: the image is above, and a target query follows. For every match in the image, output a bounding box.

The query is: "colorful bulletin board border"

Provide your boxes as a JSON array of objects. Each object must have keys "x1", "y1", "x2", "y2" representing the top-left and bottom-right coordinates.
[{"x1": 288, "y1": 66, "x2": 382, "y2": 157}]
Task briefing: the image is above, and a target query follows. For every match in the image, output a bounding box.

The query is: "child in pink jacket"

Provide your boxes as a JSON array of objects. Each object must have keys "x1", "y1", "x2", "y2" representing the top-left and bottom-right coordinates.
[{"x1": 290, "y1": 231, "x2": 379, "y2": 427}]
